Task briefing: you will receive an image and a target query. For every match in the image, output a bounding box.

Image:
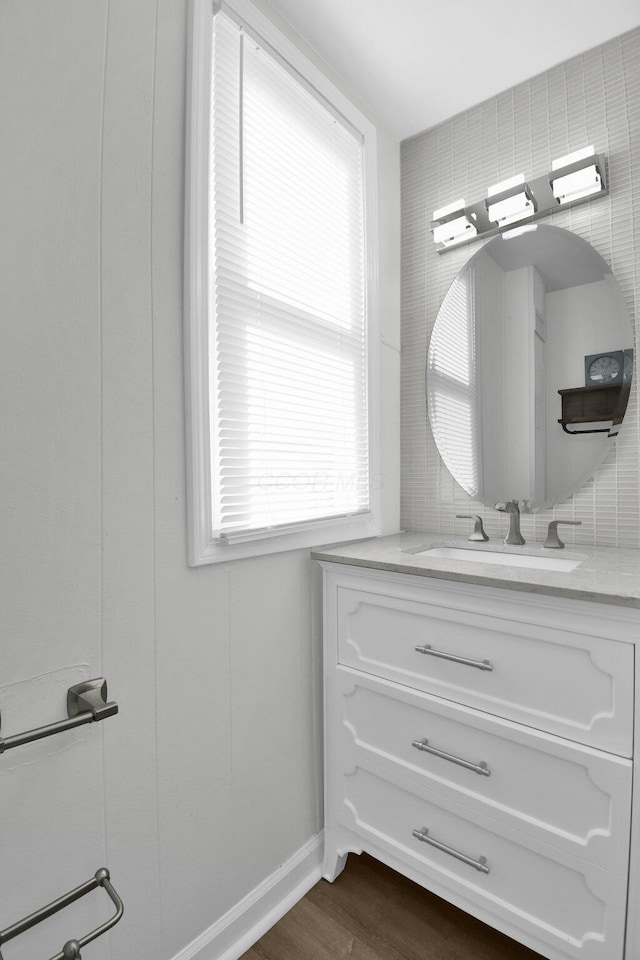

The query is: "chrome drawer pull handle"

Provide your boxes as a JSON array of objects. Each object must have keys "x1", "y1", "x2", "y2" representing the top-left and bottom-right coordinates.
[
  {"x1": 412, "y1": 826, "x2": 490, "y2": 874},
  {"x1": 411, "y1": 738, "x2": 490, "y2": 777},
  {"x1": 414, "y1": 644, "x2": 493, "y2": 672}
]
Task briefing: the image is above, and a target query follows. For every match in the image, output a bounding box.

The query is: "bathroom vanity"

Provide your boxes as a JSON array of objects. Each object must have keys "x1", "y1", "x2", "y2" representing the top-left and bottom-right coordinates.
[{"x1": 313, "y1": 534, "x2": 640, "y2": 960}]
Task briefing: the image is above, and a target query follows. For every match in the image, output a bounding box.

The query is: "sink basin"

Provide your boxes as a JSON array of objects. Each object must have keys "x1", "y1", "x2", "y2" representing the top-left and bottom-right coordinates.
[{"x1": 416, "y1": 546, "x2": 582, "y2": 572}]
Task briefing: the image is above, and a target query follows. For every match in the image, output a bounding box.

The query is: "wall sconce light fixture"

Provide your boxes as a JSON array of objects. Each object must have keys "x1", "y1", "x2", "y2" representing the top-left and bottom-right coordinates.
[
  {"x1": 486, "y1": 174, "x2": 536, "y2": 228},
  {"x1": 432, "y1": 199, "x2": 478, "y2": 247},
  {"x1": 431, "y1": 146, "x2": 607, "y2": 253},
  {"x1": 550, "y1": 146, "x2": 605, "y2": 205}
]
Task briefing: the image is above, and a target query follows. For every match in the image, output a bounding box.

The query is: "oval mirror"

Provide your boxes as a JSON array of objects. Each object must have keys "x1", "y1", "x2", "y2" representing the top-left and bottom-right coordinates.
[{"x1": 426, "y1": 224, "x2": 633, "y2": 512}]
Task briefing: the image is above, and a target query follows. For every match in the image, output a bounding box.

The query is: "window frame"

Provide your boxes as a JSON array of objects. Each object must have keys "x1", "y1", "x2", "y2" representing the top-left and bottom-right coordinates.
[{"x1": 184, "y1": 0, "x2": 380, "y2": 565}]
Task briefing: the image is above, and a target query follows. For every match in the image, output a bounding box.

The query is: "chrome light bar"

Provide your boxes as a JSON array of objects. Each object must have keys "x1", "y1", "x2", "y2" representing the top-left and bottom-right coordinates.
[{"x1": 431, "y1": 148, "x2": 607, "y2": 253}]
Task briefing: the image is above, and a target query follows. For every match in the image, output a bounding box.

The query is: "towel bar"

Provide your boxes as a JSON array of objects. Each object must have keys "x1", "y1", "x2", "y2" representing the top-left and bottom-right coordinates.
[
  {"x1": 0, "y1": 679, "x2": 118, "y2": 755},
  {"x1": 0, "y1": 867, "x2": 123, "y2": 959}
]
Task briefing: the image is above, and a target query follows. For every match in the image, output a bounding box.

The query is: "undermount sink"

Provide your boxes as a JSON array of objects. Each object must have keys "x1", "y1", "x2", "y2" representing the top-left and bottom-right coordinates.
[{"x1": 416, "y1": 546, "x2": 583, "y2": 572}]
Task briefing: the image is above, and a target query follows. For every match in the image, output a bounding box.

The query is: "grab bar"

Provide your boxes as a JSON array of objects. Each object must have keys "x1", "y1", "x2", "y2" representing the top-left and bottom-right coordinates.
[
  {"x1": 0, "y1": 679, "x2": 118, "y2": 755},
  {"x1": 0, "y1": 867, "x2": 123, "y2": 960}
]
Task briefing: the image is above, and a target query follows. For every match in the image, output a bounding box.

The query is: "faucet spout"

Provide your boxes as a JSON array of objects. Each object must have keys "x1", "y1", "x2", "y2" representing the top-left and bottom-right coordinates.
[{"x1": 493, "y1": 500, "x2": 526, "y2": 546}]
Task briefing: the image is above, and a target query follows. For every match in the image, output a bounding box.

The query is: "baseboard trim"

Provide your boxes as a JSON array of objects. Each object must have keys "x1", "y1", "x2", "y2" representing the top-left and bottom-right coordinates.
[{"x1": 170, "y1": 831, "x2": 324, "y2": 960}]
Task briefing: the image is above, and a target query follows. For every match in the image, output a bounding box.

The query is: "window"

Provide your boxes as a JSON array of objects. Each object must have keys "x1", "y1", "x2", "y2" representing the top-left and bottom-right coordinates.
[
  {"x1": 427, "y1": 269, "x2": 480, "y2": 498},
  {"x1": 185, "y1": 0, "x2": 379, "y2": 564}
]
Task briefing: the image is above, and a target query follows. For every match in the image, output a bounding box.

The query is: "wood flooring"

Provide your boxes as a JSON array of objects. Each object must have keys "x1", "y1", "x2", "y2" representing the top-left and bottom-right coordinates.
[{"x1": 241, "y1": 853, "x2": 544, "y2": 960}]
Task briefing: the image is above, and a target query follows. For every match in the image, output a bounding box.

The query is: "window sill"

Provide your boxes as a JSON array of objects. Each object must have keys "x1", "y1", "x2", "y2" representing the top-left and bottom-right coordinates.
[{"x1": 188, "y1": 513, "x2": 380, "y2": 566}]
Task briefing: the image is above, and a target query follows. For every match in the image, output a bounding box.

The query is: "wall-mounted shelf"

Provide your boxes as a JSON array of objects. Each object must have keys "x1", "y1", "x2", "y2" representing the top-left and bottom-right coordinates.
[{"x1": 558, "y1": 383, "x2": 625, "y2": 435}]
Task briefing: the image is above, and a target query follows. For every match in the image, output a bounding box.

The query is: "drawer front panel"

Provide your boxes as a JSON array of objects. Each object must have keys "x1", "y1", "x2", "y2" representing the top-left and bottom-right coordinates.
[
  {"x1": 334, "y1": 758, "x2": 627, "y2": 960},
  {"x1": 333, "y1": 668, "x2": 632, "y2": 872},
  {"x1": 336, "y1": 586, "x2": 633, "y2": 754}
]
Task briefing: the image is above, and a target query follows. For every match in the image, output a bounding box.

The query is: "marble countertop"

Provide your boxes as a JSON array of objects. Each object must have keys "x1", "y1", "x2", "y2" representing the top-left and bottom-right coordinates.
[{"x1": 311, "y1": 532, "x2": 640, "y2": 608}]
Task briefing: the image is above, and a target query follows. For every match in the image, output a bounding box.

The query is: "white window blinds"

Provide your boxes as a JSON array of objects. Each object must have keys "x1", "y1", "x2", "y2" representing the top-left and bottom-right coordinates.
[
  {"x1": 210, "y1": 10, "x2": 370, "y2": 542},
  {"x1": 427, "y1": 270, "x2": 480, "y2": 498}
]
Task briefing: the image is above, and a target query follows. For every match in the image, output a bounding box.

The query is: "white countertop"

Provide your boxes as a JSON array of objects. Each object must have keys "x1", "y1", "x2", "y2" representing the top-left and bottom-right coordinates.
[{"x1": 312, "y1": 532, "x2": 640, "y2": 608}]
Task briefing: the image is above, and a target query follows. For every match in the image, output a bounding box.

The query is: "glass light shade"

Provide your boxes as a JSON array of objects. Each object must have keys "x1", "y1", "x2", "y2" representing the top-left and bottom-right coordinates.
[
  {"x1": 486, "y1": 174, "x2": 533, "y2": 227},
  {"x1": 552, "y1": 145, "x2": 595, "y2": 169},
  {"x1": 433, "y1": 198, "x2": 466, "y2": 220},
  {"x1": 552, "y1": 166, "x2": 602, "y2": 204},
  {"x1": 551, "y1": 145, "x2": 603, "y2": 204},
  {"x1": 486, "y1": 191, "x2": 534, "y2": 227},
  {"x1": 433, "y1": 214, "x2": 477, "y2": 247}
]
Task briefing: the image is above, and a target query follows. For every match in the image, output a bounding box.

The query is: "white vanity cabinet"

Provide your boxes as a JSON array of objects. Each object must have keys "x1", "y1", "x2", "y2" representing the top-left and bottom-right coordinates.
[{"x1": 319, "y1": 562, "x2": 640, "y2": 960}]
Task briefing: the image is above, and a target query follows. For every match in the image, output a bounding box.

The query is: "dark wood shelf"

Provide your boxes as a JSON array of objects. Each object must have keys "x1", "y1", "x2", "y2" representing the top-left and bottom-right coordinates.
[
  {"x1": 559, "y1": 415, "x2": 615, "y2": 425},
  {"x1": 558, "y1": 383, "x2": 624, "y2": 434},
  {"x1": 558, "y1": 383, "x2": 623, "y2": 398}
]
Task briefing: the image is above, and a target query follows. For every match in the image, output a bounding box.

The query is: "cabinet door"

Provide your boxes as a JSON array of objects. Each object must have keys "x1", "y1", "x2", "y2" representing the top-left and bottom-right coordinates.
[
  {"x1": 336, "y1": 585, "x2": 633, "y2": 754},
  {"x1": 332, "y1": 757, "x2": 627, "y2": 960},
  {"x1": 331, "y1": 667, "x2": 632, "y2": 872}
]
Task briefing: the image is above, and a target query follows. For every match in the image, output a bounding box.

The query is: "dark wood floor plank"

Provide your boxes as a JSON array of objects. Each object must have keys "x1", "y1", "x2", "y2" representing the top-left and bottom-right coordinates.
[
  {"x1": 305, "y1": 883, "x2": 408, "y2": 960},
  {"x1": 252, "y1": 897, "x2": 384, "y2": 960},
  {"x1": 330, "y1": 855, "x2": 542, "y2": 960},
  {"x1": 311, "y1": 854, "x2": 457, "y2": 958},
  {"x1": 241, "y1": 852, "x2": 545, "y2": 960}
]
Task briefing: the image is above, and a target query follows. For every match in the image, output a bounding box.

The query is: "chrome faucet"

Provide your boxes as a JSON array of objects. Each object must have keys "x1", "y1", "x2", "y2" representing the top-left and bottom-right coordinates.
[{"x1": 494, "y1": 500, "x2": 525, "y2": 545}]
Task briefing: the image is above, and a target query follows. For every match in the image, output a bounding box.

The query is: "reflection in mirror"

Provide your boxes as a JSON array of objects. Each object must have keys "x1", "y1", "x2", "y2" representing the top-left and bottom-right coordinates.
[{"x1": 427, "y1": 225, "x2": 633, "y2": 512}]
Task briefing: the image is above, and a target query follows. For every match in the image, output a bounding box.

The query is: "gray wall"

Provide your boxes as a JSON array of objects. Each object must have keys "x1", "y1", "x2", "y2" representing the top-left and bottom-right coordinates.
[
  {"x1": 401, "y1": 28, "x2": 640, "y2": 547},
  {"x1": 0, "y1": 1, "x2": 399, "y2": 959}
]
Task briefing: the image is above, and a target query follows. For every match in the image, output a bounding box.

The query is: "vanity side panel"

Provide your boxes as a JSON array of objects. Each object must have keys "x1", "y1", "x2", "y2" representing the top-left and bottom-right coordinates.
[
  {"x1": 624, "y1": 637, "x2": 639, "y2": 960},
  {"x1": 322, "y1": 562, "x2": 351, "y2": 882}
]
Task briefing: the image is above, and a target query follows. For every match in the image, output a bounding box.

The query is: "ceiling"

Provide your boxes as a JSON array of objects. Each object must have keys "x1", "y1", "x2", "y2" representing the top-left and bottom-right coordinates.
[
  {"x1": 268, "y1": 0, "x2": 640, "y2": 140},
  {"x1": 486, "y1": 225, "x2": 611, "y2": 292}
]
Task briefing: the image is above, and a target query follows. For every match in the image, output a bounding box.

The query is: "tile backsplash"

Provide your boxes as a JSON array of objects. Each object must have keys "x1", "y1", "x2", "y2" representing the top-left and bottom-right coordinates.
[{"x1": 401, "y1": 28, "x2": 640, "y2": 548}]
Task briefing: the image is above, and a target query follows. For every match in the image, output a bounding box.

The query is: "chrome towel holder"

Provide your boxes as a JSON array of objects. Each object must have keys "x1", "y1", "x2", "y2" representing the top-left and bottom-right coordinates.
[
  {"x1": 0, "y1": 678, "x2": 117, "y2": 755},
  {"x1": 0, "y1": 867, "x2": 123, "y2": 959}
]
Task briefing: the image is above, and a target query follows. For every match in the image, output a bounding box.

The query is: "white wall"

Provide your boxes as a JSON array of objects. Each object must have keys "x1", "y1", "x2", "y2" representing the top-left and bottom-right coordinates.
[{"x1": 0, "y1": 2, "x2": 400, "y2": 959}]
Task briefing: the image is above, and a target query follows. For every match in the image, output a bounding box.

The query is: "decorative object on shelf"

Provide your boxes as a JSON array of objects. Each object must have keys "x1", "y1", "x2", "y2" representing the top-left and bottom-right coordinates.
[
  {"x1": 585, "y1": 350, "x2": 625, "y2": 386},
  {"x1": 431, "y1": 146, "x2": 607, "y2": 253}
]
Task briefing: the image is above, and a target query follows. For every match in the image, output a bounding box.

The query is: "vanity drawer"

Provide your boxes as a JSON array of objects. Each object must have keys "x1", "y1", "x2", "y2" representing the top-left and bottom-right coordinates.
[
  {"x1": 336, "y1": 585, "x2": 634, "y2": 754},
  {"x1": 333, "y1": 757, "x2": 627, "y2": 960},
  {"x1": 332, "y1": 667, "x2": 632, "y2": 872}
]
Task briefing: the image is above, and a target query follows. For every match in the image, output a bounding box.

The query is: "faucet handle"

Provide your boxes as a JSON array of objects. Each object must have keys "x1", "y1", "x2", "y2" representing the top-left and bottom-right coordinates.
[
  {"x1": 456, "y1": 514, "x2": 489, "y2": 542},
  {"x1": 543, "y1": 520, "x2": 582, "y2": 550}
]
